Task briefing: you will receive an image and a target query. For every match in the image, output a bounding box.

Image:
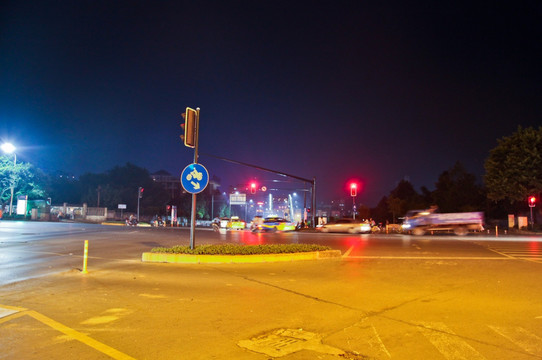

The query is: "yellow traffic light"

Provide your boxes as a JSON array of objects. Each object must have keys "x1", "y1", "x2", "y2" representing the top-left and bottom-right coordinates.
[{"x1": 181, "y1": 107, "x2": 197, "y2": 148}]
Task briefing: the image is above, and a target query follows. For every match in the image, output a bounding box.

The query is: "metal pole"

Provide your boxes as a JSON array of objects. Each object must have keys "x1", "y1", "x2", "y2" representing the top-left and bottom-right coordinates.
[
  {"x1": 8, "y1": 153, "x2": 16, "y2": 216},
  {"x1": 137, "y1": 189, "x2": 140, "y2": 221},
  {"x1": 352, "y1": 196, "x2": 356, "y2": 219},
  {"x1": 311, "y1": 177, "x2": 316, "y2": 228},
  {"x1": 189, "y1": 108, "x2": 200, "y2": 250}
]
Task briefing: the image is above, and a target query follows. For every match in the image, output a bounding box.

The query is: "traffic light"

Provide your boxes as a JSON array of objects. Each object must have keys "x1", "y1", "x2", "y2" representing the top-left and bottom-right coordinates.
[
  {"x1": 529, "y1": 196, "x2": 536, "y2": 207},
  {"x1": 180, "y1": 107, "x2": 197, "y2": 148},
  {"x1": 250, "y1": 182, "x2": 257, "y2": 194},
  {"x1": 166, "y1": 205, "x2": 171, "y2": 211},
  {"x1": 350, "y1": 183, "x2": 357, "y2": 197},
  {"x1": 139, "y1": 187, "x2": 144, "y2": 198}
]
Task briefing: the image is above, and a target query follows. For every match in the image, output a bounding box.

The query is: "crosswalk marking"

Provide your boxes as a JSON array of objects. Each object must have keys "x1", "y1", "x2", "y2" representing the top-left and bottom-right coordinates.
[
  {"x1": 484, "y1": 243, "x2": 542, "y2": 263},
  {"x1": 489, "y1": 325, "x2": 542, "y2": 356},
  {"x1": 418, "y1": 322, "x2": 486, "y2": 360}
]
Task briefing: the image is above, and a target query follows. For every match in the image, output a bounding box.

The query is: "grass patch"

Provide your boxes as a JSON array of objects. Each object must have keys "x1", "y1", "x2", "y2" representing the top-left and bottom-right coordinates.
[{"x1": 150, "y1": 244, "x2": 331, "y2": 255}]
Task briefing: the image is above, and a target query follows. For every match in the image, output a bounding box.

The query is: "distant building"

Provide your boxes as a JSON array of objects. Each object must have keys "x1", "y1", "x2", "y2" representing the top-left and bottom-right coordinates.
[{"x1": 151, "y1": 170, "x2": 182, "y2": 198}]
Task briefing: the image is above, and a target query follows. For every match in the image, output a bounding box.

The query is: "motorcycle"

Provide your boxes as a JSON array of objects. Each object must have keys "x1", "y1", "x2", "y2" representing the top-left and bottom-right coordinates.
[
  {"x1": 125, "y1": 217, "x2": 138, "y2": 226},
  {"x1": 151, "y1": 216, "x2": 166, "y2": 227}
]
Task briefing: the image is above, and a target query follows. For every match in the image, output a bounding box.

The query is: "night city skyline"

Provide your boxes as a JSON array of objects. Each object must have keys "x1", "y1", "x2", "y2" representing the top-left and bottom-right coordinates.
[{"x1": 1, "y1": 1, "x2": 541, "y2": 206}]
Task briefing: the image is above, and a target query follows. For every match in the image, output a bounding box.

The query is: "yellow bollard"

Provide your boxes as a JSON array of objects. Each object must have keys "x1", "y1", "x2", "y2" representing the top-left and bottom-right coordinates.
[
  {"x1": 495, "y1": 226, "x2": 498, "y2": 237},
  {"x1": 82, "y1": 240, "x2": 89, "y2": 274}
]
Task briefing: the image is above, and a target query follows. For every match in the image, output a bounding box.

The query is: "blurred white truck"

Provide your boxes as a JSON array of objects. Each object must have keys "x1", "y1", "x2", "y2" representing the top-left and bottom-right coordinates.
[{"x1": 402, "y1": 208, "x2": 484, "y2": 236}]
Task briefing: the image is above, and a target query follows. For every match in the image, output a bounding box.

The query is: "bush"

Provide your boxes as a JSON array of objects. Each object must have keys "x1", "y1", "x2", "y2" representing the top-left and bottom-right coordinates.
[{"x1": 151, "y1": 244, "x2": 331, "y2": 255}]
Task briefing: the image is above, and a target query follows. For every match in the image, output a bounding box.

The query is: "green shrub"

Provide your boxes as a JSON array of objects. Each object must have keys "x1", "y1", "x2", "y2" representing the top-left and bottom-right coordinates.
[{"x1": 150, "y1": 244, "x2": 331, "y2": 255}]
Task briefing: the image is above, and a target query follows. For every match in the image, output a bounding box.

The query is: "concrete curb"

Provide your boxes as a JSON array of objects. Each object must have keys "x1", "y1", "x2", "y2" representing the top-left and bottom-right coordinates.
[
  {"x1": 101, "y1": 222, "x2": 151, "y2": 227},
  {"x1": 141, "y1": 250, "x2": 342, "y2": 264}
]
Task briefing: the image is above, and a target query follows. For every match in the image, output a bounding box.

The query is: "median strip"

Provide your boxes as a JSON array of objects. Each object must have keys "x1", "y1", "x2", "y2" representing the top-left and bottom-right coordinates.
[
  {"x1": 141, "y1": 244, "x2": 341, "y2": 264},
  {"x1": 142, "y1": 250, "x2": 341, "y2": 264}
]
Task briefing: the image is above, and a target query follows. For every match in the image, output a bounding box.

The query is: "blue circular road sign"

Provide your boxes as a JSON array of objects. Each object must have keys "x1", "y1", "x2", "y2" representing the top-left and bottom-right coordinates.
[{"x1": 181, "y1": 163, "x2": 209, "y2": 194}]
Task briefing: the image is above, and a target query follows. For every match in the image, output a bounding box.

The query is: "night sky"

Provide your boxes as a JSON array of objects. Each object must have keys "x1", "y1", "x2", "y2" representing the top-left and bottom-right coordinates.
[{"x1": 1, "y1": 1, "x2": 541, "y2": 206}]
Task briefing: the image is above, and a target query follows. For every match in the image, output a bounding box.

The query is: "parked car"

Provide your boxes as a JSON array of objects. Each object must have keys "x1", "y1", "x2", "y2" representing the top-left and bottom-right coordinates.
[
  {"x1": 319, "y1": 218, "x2": 371, "y2": 234},
  {"x1": 260, "y1": 217, "x2": 296, "y2": 232}
]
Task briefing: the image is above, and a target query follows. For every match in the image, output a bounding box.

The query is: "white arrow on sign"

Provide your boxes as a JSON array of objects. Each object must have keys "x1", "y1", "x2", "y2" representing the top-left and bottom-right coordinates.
[{"x1": 191, "y1": 181, "x2": 201, "y2": 190}]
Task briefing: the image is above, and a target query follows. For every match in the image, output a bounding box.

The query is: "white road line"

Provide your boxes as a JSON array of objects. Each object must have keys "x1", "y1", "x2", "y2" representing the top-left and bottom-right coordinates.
[
  {"x1": 419, "y1": 322, "x2": 486, "y2": 360},
  {"x1": 0, "y1": 306, "x2": 19, "y2": 319},
  {"x1": 369, "y1": 324, "x2": 391, "y2": 358},
  {"x1": 489, "y1": 326, "x2": 542, "y2": 356}
]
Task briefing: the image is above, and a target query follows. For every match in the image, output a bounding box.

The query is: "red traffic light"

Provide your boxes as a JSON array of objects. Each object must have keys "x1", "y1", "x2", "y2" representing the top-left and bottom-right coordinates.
[
  {"x1": 139, "y1": 187, "x2": 144, "y2": 198},
  {"x1": 529, "y1": 196, "x2": 536, "y2": 207},
  {"x1": 350, "y1": 183, "x2": 357, "y2": 197},
  {"x1": 250, "y1": 182, "x2": 257, "y2": 194}
]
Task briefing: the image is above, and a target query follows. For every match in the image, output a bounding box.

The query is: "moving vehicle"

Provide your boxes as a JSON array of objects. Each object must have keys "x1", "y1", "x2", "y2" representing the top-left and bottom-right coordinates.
[
  {"x1": 227, "y1": 216, "x2": 246, "y2": 230},
  {"x1": 402, "y1": 208, "x2": 484, "y2": 235},
  {"x1": 319, "y1": 218, "x2": 371, "y2": 234},
  {"x1": 250, "y1": 216, "x2": 264, "y2": 232},
  {"x1": 260, "y1": 217, "x2": 296, "y2": 232}
]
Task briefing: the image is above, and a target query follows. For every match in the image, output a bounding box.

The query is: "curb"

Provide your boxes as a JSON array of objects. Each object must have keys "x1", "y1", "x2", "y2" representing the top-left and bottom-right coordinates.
[
  {"x1": 101, "y1": 222, "x2": 151, "y2": 227},
  {"x1": 141, "y1": 250, "x2": 342, "y2": 264}
]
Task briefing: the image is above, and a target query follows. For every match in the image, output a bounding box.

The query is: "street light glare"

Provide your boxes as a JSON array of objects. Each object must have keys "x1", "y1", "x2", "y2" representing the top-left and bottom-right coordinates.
[{"x1": 1, "y1": 142, "x2": 16, "y2": 154}]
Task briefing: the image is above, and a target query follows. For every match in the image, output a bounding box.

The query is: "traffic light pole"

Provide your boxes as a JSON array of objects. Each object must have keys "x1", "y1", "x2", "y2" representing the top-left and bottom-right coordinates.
[{"x1": 189, "y1": 108, "x2": 201, "y2": 249}]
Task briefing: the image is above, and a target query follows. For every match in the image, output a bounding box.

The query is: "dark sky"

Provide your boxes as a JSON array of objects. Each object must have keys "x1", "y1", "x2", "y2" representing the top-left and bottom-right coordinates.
[{"x1": 1, "y1": 1, "x2": 541, "y2": 206}]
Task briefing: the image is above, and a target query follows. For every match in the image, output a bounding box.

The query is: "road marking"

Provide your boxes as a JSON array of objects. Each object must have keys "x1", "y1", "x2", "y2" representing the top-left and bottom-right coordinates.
[
  {"x1": 238, "y1": 328, "x2": 344, "y2": 357},
  {"x1": 0, "y1": 304, "x2": 137, "y2": 360},
  {"x1": 489, "y1": 325, "x2": 542, "y2": 356},
  {"x1": 369, "y1": 324, "x2": 391, "y2": 358},
  {"x1": 419, "y1": 322, "x2": 486, "y2": 360},
  {"x1": 343, "y1": 246, "x2": 354, "y2": 257},
  {"x1": 485, "y1": 245, "x2": 542, "y2": 263},
  {"x1": 344, "y1": 256, "x2": 509, "y2": 260},
  {"x1": 0, "y1": 304, "x2": 25, "y2": 319}
]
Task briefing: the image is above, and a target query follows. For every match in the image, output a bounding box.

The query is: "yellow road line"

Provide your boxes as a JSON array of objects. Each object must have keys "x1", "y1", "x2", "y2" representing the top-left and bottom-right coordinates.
[{"x1": 0, "y1": 304, "x2": 136, "y2": 360}]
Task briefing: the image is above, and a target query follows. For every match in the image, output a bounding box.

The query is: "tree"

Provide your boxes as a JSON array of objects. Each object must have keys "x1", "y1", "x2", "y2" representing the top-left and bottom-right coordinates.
[
  {"x1": 0, "y1": 156, "x2": 46, "y2": 208},
  {"x1": 389, "y1": 179, "x2": 427, "y2": 213},
  {"x1": 484, "y1": 126, "x2": 542, "y2": 203},
  {"x1": 77, "y1": 163, "x2": 170, "y2": 213},
  {"x1": 433, "y1": 162, "x2": 485, "y2": 212},
  {"x1": 387, "y1": 195, "x2": 403, "y2": 223}
]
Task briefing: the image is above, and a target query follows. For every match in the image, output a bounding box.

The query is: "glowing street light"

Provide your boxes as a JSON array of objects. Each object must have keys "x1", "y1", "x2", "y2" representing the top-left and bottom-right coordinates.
[{"x1": 1, "y1": 143, "x2": 17, "y2": 216}]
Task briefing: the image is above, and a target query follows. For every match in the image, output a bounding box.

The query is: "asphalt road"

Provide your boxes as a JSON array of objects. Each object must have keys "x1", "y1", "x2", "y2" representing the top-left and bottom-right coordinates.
[{"x1": 1, "y1": 221, "x2": 542, "y2": 359}]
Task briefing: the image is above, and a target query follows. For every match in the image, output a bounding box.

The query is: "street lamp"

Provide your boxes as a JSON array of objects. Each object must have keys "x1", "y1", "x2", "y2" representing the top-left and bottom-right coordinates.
[{"x1": 1, "y1": 143, "x2": 17, "y2": 216}]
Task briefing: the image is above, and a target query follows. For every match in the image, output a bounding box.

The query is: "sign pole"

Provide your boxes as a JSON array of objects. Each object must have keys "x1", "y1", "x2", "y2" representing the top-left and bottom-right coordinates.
[{"x1": 189, "y1": 108, "x2": 201, "y2": 249}]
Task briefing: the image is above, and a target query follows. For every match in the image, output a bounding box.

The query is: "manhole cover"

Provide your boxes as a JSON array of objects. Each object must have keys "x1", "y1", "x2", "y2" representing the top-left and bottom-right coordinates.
[{"x1": 238, "y1": 328, "x2": 344, "y2": 357}]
